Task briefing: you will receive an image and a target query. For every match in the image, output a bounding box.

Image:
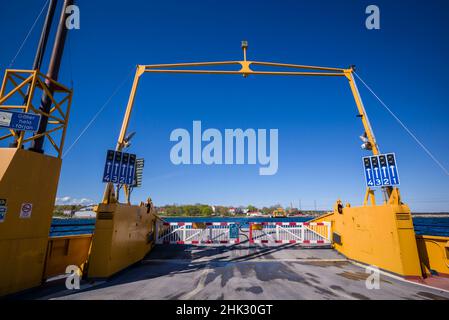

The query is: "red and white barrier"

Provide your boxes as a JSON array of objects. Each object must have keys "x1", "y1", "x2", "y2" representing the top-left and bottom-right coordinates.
[
  {"x1": 156, "y1": 221, "x2": 240, "y2": 244},
  {"x1": 155, "y1": 220, "x2": 331, "y2": 246},
  {"x1": 249, "y1": 222, "x2": 331, "y2": 245}
]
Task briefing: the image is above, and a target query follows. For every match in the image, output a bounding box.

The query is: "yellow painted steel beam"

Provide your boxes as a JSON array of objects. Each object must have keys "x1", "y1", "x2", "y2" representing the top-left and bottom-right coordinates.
[
  {"x1": 0, "y1": 133, "x2": 14, "y2": 141},
  {"x1": 142, "y1": 60, "x2": 346, "y2": 72},
  {"x1": 58, "y1": 94, "x2": 72, "y2": 158},
  {"x1": 36, "y1": 70, "x2": 72, "y2": 92},
  {"x1": 0, "y1": 105, "x2": 27, "y2": 109},
  {"x1": 143, "y1": 69, "x2": 344, "y2": 76},
  {"x1": 4, "y1": 76, "x2": 28, "y2": 100},
  {"x1": 251, "y1": 61, "x2": 346, "y2": 72},
  {"x1": 22, "y1": 125, "x2": 65, "y2": 143},
  {"x1": 143, "y1": 61, "x2": 241, "y2": 68},
  {"x1": 0, "y1": 74, "x2": 34, "y2": 105},
  {"x1": 116, "y1": 65, "x2": 145, "y2": 151},
  {"x1": 344, "y1": 69, "x2": 380, "y2": 155}
]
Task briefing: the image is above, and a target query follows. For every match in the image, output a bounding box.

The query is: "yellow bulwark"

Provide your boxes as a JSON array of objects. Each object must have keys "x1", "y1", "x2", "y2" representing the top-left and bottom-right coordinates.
[
  {"x1": 416, "y1": 235, "x2": 449, "y2": 277},
  {"x1": 0, "y1": 69, "x2": 72, "y2": 296},
  {"x1": 43, "y1": 234, "x2": 93, "y2": 279},
  {"x1": 314, "y1": 189, "x2": 423, "y2": 278},
  {"x1": 87, "y1": 198, "x2": 157, "y2": 278},
  {"x1": 0, "y1": 148, "x2": 62, "y2": 296}
]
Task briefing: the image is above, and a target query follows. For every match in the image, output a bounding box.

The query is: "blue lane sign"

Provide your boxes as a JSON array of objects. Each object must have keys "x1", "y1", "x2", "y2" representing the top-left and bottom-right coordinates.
[
  {"x1": 102, "y1": 150, "x2": 137, "y2": 186},
  {"x1": 111, "y1": 151, "x2": 122, "y2": 183},
  {"x1": 119, "y1": 152, "x2": 130, "y2": 184},
  {"x1": 127, "y1": 154, "x2": 136, "y2": 185},
  {"x1": 370, "y1": 156, "x2": 382, "y2": 186},
  {"x1": 363, "y1": 157, "x2": 374, "y2": 187},
  {"x1": 363, "y1": 153, "x2": 400, "y2": 187},
  {"x1": 102, "y1": 150, "x2": 115, "y2": 182},
  {"x1": 387, "y1": 153, "x2": 400, "y2": 185},
  {"x1": 378, "y1": 155, "x2": 391, "y2": 186},
  {"x1": 0, "y1": 110, "x2": 41, "y2": 132}
]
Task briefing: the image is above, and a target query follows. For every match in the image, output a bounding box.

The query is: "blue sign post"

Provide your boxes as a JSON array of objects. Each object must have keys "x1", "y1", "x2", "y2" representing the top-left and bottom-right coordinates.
[
  {"x1": 0, "y1": 110, "x2": 41, "y2": 132},
  {"x1": 362, "y1": 153, "x2": 400, "y2": 188},
  {"x1": 102, "y1": 150, "x2": 137, "y2": 186}
]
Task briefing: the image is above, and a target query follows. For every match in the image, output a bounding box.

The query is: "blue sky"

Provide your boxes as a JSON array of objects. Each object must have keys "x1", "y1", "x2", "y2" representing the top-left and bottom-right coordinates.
[{"x1": 1, "y1": 0, "x2": 449, "y2": 211}]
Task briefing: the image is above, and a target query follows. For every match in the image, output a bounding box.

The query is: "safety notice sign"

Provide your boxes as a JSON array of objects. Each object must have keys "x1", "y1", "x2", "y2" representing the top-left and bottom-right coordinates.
[{"x1": 20, "y1": 203, "x2": 33, "y2": 219}]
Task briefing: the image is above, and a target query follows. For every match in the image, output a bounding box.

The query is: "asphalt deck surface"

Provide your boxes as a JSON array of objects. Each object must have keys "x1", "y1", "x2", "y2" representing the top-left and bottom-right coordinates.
[{"x1": 16, "y1": 244, "x2": 449, "y2": 300}]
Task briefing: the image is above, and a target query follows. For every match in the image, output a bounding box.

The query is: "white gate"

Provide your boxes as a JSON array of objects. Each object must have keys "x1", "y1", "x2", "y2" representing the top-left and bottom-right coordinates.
[
  {"x1": 156, "y1": 221, "x2": 240, "y2": 244},
  {"x1": 156, "y1": 220, "x2": 332, "y2": 246},
  {"x1": 249, "y1": 222, "x2": 331, "y2": 244}
]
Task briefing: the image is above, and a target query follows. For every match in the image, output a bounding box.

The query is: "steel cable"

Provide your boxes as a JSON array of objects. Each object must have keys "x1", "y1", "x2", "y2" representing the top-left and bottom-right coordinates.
[
  {"x1": 8, "y1": 0, "x2": 50, "y2": 68},
  {"x1": 62, "y1": 68, "x2": 135, "y2": 158},
  {"x1": 354, "y1": 71, "x2": 449, "y2": 177}
]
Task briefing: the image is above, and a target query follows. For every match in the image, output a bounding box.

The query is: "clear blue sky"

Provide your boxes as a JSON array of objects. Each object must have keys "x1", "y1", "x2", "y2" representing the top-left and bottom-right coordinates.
[{"x1": 1, "y1": 0, "x2": 449, "y2": 211}]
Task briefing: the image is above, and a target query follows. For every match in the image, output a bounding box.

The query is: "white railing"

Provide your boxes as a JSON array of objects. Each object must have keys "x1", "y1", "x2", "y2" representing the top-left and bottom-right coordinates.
[
  {"x1": 156, "y1": 221, "x2": 240, "y2": 244},
  {"x1": 156, "y1": 220, "x2": 332, "y2": 246},
  {"x1": 249, "y1": 222, "x2": 332, "y2": 244}
]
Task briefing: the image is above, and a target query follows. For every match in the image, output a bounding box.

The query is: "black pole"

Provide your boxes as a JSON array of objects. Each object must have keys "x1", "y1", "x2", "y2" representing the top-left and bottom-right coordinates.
[
  {"x1": 10, "y1": 0, "x2": 58, "y2": 148},
  {"x1": 32, "y1": 0, "x2": 58, "y2": 71},
  {"x1": 30, "y1": 0, "x2": 74, "y2": 153}
]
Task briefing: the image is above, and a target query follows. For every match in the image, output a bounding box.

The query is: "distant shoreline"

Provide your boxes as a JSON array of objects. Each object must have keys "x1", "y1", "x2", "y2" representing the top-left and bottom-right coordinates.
[
  {"x1": 52, "y1": 213, "x2": 449, "y2": 219},
  {"x1": 412, "y1": 213, "x2": 449, "y2": 218}
]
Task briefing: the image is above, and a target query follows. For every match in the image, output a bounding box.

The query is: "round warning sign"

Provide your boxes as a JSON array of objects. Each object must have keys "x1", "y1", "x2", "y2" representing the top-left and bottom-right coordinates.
[{"x1": 20, "y1": 203, "x2": 33, "y2": 219}]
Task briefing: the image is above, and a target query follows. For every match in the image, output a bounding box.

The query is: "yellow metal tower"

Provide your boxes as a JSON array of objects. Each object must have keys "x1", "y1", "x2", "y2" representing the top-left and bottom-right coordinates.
[{"x1": 0, "y1": 69, "x2": 73, "y2": 296}]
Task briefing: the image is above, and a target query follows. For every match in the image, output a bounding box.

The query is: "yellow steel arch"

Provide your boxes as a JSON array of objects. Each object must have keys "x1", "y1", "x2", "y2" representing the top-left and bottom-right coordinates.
[
  {"x1": 107, "y1": 42, "x2": 385, "y2": 203},
  {"x1": 115, "y1": 43, "x2": 379, "y2": 155}
]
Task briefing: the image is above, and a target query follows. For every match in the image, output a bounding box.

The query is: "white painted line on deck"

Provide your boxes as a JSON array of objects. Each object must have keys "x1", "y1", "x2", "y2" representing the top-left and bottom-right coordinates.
[
  {"x1": 177, "y1": 267, "x2": 212, "y2": 300},
  {"x1": 142, "y1": 258, "x2": 348, "y2": 264},
  {"x1": 349, "y1": 261, "x2": 449, "y2": 294}
]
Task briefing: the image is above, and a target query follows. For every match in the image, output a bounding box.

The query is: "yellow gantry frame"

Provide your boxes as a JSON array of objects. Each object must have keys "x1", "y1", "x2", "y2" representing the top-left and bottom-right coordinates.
[{"x1": 111, "y1": 43, "x2": 383, "y2": 200}]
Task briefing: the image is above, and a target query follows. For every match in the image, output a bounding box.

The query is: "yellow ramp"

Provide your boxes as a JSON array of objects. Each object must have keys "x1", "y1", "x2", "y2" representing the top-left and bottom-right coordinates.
[
  {"x1": 314, "y1": 188, "x2": 423, "y2": 278},
  {"x1": 87, "y1": 202, "x2": 157, "y2": 278}
]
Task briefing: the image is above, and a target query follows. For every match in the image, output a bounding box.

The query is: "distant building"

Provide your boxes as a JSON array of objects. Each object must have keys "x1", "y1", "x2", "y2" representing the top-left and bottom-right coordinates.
[
  {"x1": 80, "y1": 206, "x2": 95, "y2": 211},
  {"x1": 247, "y1": 211, "x2": 262, "y2": 217},
  {"x1": 73, "y1": 210, "x2": 96, "y2": 218},
  {"x1": 63, "y1": 210, "x2": 73, "y2": 216},
  {"x1": 228, "y1": 208, "x2": 236, "y2": 215}
]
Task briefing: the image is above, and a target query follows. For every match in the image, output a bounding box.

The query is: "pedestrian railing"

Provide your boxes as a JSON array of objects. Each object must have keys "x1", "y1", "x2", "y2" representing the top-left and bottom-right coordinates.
[
  {"x1": 249, "y1": 222, "x2": 332, "y2": 244},
  {"x1": 156, "y1": 220, "x2": 332, "y2": 246},
  {"x1": 156, "y1": 221, "x2": 240, "y2": 244}
]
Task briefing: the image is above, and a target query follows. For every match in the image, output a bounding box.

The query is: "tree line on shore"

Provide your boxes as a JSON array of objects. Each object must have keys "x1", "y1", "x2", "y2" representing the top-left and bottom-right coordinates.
[
  {"x1": 157, "y1": 204, "x2": 322, "y2": 217},
  {"x1": 53, "y1": 204, "x2": 328, "y2": 217}
]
